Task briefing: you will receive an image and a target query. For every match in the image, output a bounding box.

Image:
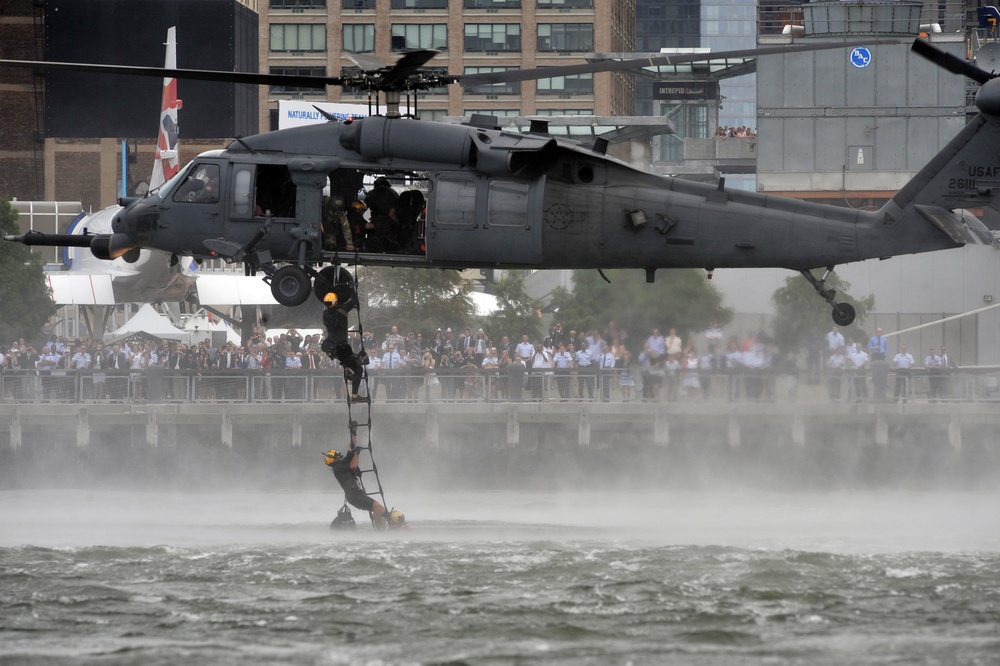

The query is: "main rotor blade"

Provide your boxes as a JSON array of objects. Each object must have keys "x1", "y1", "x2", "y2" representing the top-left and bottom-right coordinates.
[
  {"x1": 911, "y1": 38, "x2": 994, "y2": 85},
  {"x1": 459, "y1": 39, "x2": 903, "y2": 85},
  {"x1": 0, "y1": 59, "x2": 341, "y2": 89}
]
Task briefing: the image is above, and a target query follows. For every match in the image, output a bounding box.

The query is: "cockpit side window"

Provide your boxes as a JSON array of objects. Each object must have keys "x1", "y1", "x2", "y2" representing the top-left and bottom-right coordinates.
[{"x1": 172, "y1": 164, "x2": 221, "y2": 204}]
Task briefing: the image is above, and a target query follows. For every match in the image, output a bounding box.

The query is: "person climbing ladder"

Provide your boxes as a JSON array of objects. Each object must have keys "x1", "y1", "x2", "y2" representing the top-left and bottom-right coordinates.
[{"x1": 319, "y1": 268, "x2": 368, "y2": 403}]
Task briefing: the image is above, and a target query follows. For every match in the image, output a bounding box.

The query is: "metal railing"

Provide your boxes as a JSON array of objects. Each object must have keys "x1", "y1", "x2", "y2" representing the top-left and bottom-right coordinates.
[{"x1": 1, "y1": 367, "x2": 998, "y2": 404}]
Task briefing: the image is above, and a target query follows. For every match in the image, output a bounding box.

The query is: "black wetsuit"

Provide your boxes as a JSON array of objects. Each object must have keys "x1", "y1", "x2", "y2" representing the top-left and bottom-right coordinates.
[
  {"x1": 331, "y1": 449, "x2": 375, "y2": 511},
  {"x1": 321, "y1": 283, "x2": 364, "y2": 395}
]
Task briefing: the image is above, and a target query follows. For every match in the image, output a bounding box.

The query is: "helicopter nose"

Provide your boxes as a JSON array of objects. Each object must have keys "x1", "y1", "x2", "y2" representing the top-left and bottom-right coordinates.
[{"x1": 114, "y1": 196, "x2": 159, "y2": 245}]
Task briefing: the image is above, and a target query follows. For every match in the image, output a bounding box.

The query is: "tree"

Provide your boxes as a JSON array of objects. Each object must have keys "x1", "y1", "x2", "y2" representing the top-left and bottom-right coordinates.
[
  {"x1": 770, "y1": 271, "x2": 874, "y2": 353},
  {"x1": 354, "y1": 266, "x2": 476, "y2": 335},
  {"x1": 547, "y1": 269, "x2": 733, "y2": 353},
  {"x1": 482, "y1": 272, "x2": 542, "y2": 343},
  {"x1": 0, "y1": 199, "x2": 56, "y2": 343}
]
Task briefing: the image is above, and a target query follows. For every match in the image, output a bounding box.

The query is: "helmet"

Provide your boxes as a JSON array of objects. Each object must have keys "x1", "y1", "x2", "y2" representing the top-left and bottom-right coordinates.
[
  {"x1": 374, "y1": 176, "x2": 391, "y2": 188},
  {"x1": 387, "y1": 509, "x2": 405, "y2": 527},
  {"x1": 323, "y1": 449, "x2": 340, "y2": 466},
  {"x1": 352, "y1": 200, "x2": 367, "y2": 212},
  {"x1": 323, "y1": 292, "x2": 338, "y2": 305}
]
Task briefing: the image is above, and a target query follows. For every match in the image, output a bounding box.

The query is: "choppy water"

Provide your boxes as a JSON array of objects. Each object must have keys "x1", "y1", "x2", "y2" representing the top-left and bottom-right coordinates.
[{"x1": 1, "y1": 490, "x2": 999, "y2": 665}]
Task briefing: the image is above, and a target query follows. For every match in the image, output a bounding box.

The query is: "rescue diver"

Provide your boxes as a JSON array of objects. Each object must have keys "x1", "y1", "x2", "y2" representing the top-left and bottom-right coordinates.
[
  {"x1": 320, "y1": 276, "x2": 368, "y2": 402},
  {"x1": 324, "y1": 423, "x2": 405, "y2": 529}
]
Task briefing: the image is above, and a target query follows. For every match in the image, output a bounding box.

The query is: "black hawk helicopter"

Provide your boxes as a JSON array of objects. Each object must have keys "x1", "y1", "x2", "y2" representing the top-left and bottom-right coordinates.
[{"x1": 3, "y1": 39, "x2": 997, "y2": 325}]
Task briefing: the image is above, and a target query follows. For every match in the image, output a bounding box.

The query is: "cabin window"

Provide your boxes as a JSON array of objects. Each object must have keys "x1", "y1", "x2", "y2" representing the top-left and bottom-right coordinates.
[
  {"x1": 255, "y1": 165, "x2": 297, "y2": 218},
  {"x1": 487, "y1": 181, "x2": 530, "y2": 228},
  {"x1": 233, "y1": 168, "x2": 253, "y2": 216},
  {"x1": 435, "y1": 179, "x2": 478, "y2": 226},
  {"x1": 172, "y1": 164, "x2": 220, "y2": 204}
]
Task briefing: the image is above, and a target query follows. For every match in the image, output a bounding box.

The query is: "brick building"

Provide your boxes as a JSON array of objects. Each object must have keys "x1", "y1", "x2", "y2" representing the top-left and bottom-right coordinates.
[{"x1": 1, "y1": 0, "x2": 635, "y2": 212}]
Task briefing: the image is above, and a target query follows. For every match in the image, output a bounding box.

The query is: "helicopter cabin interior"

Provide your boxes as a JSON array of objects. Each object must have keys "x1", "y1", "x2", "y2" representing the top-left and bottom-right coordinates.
[{"x1": 168, "y1": 159, "x2": 543, "y2": 265}]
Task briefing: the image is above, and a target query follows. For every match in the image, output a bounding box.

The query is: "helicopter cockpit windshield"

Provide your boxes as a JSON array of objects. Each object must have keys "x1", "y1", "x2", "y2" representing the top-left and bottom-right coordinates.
[
  {"x1": 152, "y1": 161, "x2": 192, "y2": 200},
  {"x1": 172, "y1": 164, "x2": 221, "y2": 204}
]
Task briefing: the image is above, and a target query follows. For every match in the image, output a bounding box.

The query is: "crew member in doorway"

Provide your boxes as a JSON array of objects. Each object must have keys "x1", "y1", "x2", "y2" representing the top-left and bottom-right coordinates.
[
  {"x1": 323, "y1": 425, "x2": 404, "y2": 529},
  {"x1": 364, "y1": 177, "x2": 399, "y2": 252},
  {"x1": 321, "y1": 286, "x2": 367, "y2": 403}
]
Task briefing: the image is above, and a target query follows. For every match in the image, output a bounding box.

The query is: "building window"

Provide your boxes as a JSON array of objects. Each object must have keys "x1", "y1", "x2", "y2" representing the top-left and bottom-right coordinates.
[
  {"x1": 391, "y1": 0, "x2": 448, "y2": 7},
  {"x1": 271, "y1": 24, "x2": 327, "y2": 52},
  {"x1": 464, "y1": 0, "x2": 520, "y2": 8},
  {"x1": 343, "y1": 24, "x2": 375, "y2": 53},
  {"x1": 536, "y1": 73, "x2": 592, "y2": 95},
  {"x1": 391, "y1": 24, "x2": 448, "y2": 50},
  {"x1": 536, "y1": 0, "x2": 592, "y2": 6},
  {"x1": 342, "y1": 0, "x2": 376, "y2": 8},
  {"x1": 464, "y1": 24, "x2": 521, "y2": 51},
  {"x1": 271, "y1": 0, "x2": 326, "y2": 7},
  {"x1": 533, "y1": 108, "x2": 593, "y2": 115},
  {"x1": 269, "y1": 67, "x2": 327, "y2": 95},
  {"x1": 420, "y1": 109, "x2": 448, "y2": 122},
  {"x1": 464, "y1": 108, "x2": 521, "y2": 117},
  {"x1": 463, "y1": 67, "x2": 520, "y2": 95},
  {"x1": 536, "y1": 23, "x2": 593, "y2": 51}
]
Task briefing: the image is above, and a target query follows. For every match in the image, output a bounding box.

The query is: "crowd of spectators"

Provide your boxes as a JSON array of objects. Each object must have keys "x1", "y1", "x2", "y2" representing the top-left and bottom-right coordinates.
[
  {"x1": 715, "y1": 125, "x2": 756, "y2": 139},
  {"x1": 0, "y1": 320, "x2": 968, "y2": 404}
]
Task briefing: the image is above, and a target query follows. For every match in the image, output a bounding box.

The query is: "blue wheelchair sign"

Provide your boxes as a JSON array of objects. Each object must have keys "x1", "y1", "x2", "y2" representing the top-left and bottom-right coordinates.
[{"x1": 851, "y1": 47, "x2": 872, "y2": 68}]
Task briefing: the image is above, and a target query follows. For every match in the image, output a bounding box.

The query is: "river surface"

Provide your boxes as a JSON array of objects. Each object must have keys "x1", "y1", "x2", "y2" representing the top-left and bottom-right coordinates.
[{"x1": 1, "y1": 489, "x2": 998, "y2": 665}]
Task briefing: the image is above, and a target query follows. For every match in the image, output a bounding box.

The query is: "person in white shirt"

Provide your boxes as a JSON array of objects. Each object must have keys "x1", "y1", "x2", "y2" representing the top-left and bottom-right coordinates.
[
  {"x1": 892, "y1": 345, "x2": 915, "y2": 402},
  {"x1": 515, "y1": 334, "x2": 534, "y2": 364},
  {"x1": 553, "y1": 343, "x2": 573, "y2": 400},
  {"x1": 381, "y1": 345, "x2": 403, "y2": 400},
  {"x1": 665, "y1": 328, "x2": 683, "y2": 357},
  {"x1": 71, "y1": 345, "x2": 91, "y2": 370},
  {"x1": 847, "y1": 342, "x2": 870, "y2": 401},
  {"x1": 598, "y1": 348, "x2": 616, "y2": 401},
  {"x1": 575, "y1": 343, "x2": 595, "y2": 400},
  {"x1": 826, "y1": 326, "x2": 845, "y2": 353},
  {"x1": 529, "y1": 344, "x2": 551, "y2": 400}
]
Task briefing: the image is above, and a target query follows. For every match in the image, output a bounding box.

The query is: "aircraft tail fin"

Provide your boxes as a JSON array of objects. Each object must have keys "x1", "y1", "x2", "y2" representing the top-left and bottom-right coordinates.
[
  {"x1": 880, "y1": 114, "x2": 1000, "y2": 247},
  {"x1": 150, "y1": 26, "x2": 181, "y2": 191}
]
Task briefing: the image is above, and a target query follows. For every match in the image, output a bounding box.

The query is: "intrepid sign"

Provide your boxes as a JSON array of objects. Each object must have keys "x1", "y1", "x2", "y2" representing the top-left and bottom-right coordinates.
[{"x1": 652, "y1": 81, "x2": 720, "y2": 101}]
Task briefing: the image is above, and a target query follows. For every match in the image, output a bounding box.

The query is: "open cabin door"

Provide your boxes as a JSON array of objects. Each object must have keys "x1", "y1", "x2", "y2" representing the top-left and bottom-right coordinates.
[{"x1": 426, "y1": 174, "x2": 543, "y2": 264}]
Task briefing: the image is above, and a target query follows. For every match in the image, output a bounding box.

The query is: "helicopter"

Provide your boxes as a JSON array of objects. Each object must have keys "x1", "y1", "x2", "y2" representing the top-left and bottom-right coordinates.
[{"x1": 3, "y1": 38, "x2": 998, "y2": 325}]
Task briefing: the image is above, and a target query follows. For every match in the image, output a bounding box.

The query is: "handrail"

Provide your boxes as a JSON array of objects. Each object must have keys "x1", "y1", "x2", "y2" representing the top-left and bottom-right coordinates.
[{"x1": 1, "y1": 366, "x2": 999, "y2": 404}]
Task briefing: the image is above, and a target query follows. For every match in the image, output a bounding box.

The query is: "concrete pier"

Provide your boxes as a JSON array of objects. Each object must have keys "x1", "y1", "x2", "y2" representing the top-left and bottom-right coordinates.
[{"x1": 2, "y1": 401, "x2": 998, "y2": 489}]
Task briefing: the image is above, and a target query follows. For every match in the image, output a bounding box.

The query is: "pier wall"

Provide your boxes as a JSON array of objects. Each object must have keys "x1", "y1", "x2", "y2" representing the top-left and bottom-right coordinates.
[{"x1": 1, "y1": 402, "x2": 998, "y2": 491}]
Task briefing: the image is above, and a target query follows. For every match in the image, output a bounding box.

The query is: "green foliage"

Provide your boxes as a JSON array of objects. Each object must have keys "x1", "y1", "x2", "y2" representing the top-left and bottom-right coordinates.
[
  {"x1": 354, "y1": 266, "x2": 475, "y2": 336},
  {"x1": 482, "y1": 273, "x2": 542, "y2": 342},
  {"x1": 548, "y1": 269, "x2": 733, "y2": 353},
  {"x1": 770, "y1": 271, "x2": 875, "y2": 352},
  {"x1": 0, "y1": 199, "x2": 56, "y2": 343}
]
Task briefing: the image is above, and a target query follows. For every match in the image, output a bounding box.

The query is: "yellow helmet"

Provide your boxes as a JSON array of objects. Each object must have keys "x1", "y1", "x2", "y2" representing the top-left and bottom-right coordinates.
[
  {"x1": 323, "y1": 449, "x2": 340, "y2": 466},
  {"x1": 387, "y1": 509, "x2": 406, "y2": 527},
  {"x1": 323, "y1": 292, "x2": 338, "y2": 305}
]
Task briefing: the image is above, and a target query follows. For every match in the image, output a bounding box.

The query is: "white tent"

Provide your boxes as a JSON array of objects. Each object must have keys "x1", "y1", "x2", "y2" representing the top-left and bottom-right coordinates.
[
  {"x1": 184, "y1": 314, "x2": 241, "y2": 346},
  {"x1": 105, "y1": 304, "x2": 188, "y2": 343}
]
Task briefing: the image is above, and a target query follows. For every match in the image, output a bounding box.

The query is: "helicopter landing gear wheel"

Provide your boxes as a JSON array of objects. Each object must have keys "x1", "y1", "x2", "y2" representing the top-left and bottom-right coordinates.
[
  {"x1": 798, "y1": 266, "x2": 856, "y2": 327},
  {"x1": 831, "y1": 302, "x2": 856, "y2": 327},
  {"x1": 270, "y1": 265, "x2": 312, "y2": 306}
]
